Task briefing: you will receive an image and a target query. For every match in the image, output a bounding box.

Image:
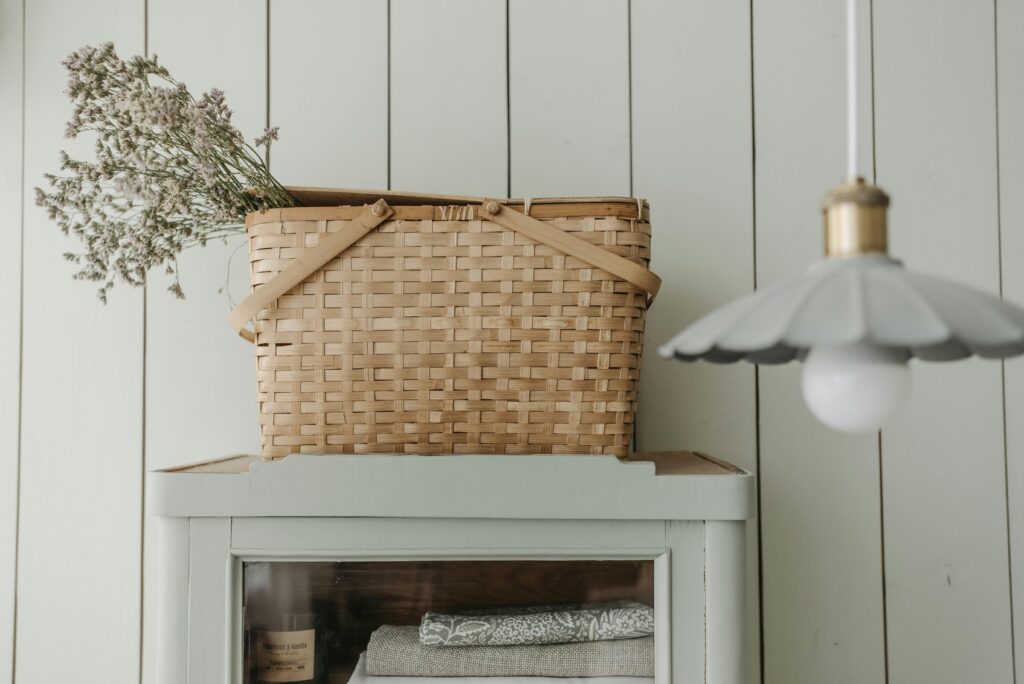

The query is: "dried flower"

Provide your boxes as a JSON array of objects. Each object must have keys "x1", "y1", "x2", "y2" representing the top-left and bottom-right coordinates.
[
  {"x1": 35, "y1": 42, "x2": 299, "y2": 301},
  {"x1": 254, "y1": 126, "x2": 279, "y2": 150}
]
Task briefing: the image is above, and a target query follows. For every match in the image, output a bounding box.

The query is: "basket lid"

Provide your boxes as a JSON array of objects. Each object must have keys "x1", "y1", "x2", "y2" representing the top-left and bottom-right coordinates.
[{"x1": 283, "y1": 186, "x2": 648, "y2": 210}]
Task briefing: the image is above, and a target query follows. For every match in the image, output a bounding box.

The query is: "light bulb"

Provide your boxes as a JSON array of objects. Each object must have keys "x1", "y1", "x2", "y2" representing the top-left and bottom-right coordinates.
[{"x1": 801, "y1": 342, "x2": 910, "y2": 433}]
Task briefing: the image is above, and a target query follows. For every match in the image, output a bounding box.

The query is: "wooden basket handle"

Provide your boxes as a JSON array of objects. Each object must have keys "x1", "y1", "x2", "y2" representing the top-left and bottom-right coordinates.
[
  {"x1": 477, "y1": 200, "x2": 661, "y2": 303},
  {"x1": 230, "y1": 197, "x2": 660, "y2": 343},
  {"x1": 228, "y1": 199, "x2": 394, "y2": 340}
]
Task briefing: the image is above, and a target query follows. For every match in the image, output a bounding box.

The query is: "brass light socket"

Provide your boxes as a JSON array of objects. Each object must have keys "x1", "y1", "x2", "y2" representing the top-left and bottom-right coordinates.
[{"x1": 822, "y1": 177, "x2": 890, "y2": 258}]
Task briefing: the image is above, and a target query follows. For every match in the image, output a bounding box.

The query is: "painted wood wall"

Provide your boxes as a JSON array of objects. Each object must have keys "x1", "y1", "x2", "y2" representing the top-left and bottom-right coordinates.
[{"x1": 1, "y1": 0, "x2": 1021, "y2": 682}]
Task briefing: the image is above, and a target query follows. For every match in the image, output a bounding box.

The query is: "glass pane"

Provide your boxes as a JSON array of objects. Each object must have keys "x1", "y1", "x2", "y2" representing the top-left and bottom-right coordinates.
[{"x1": 242, "y1": 559, "x2": 655, "y2": 683}]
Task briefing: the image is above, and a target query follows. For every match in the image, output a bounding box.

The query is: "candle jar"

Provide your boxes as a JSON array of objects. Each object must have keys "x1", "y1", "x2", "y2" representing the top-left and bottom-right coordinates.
[{"x1": 256, "y1": 612, "x2": 317, "y2": 683}]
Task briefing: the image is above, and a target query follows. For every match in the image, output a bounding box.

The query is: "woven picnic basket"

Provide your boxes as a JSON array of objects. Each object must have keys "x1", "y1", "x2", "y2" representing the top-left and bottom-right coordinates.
[{"x1": 229, "y1": 188, "x2": 661, "y2": 460}]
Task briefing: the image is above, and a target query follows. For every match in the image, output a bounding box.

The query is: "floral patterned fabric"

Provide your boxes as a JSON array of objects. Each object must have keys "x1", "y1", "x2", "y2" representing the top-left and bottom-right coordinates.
[{"x1": 418, "y1": 601, "x2": 655, "y2": 647}]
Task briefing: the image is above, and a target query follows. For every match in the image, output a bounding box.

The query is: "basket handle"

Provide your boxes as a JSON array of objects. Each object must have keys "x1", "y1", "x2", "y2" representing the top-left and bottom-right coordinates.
[
  {"x1": 230, "y1": 197, "x2": 660, "y2": 342},
  {"x1": 477, "y1": 200, "x2": 661, "y2": 303},
  {"x1": 228, "y1": 199, "x2": 394, "y2": 341}
]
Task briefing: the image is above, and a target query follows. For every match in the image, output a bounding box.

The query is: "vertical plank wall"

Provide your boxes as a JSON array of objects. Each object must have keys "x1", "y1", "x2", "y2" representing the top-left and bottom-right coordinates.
[
  {"x1": 0, "y1": 0, "x2": 21, "y2": 679},
  {"x1": 145, "y1": 0, "x2": 265, "y2": 477},
  {"x1": 509, "y1": 0, "x2": 629, "y2": 199},
  {"x1": 5, "y1": 2, "x2": 1024, "y2": 684},
  {"x1": 875, "y1": 1, "x2": 1014, "y2": 682},
  {"x1": 141, "y1": 1, "x2": 268, "y2": 679},
  {"x1": 1000, "y1": 0, "x2": 1024, "y2": 675},
  {"x1": 17, "y1": 1, "x2": 144, "y2": 683},
  {"x1": 754, "y1": 2, "x2": 887, "y2": 682},
  {"x1": 270, "y1": 0, "x2": 389, "y2": 191},
  {"x1": 391, "y1": 0, "x2": 506, "y2": 197},
  {"x1": 629, "y1": 1, "x2": 758, "y2": 681}
]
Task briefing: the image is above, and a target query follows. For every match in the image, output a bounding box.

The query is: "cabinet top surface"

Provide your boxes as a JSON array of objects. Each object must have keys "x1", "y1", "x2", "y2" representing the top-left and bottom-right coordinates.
[
  {"x1": 164, "y1": 450, "x2": 741, "y2": 475},
  {"x1": 148, "y1": 451, "x2": 753, "y2": 522}
]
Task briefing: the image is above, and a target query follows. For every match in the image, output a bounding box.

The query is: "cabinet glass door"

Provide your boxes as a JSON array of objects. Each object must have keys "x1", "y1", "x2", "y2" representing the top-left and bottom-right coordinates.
[{"x1": 242, "y1": 559, "x2": 656, "y2": 683}]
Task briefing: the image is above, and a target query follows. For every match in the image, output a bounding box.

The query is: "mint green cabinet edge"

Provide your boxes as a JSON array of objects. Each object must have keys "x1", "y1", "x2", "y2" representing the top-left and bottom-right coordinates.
[{"x1": 148, "y1": 454, "x2": 754, "y2": 521}]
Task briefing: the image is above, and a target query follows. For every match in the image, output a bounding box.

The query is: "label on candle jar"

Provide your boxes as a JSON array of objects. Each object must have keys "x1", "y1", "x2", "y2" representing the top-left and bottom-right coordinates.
[{"x1": 256, "y1": 629, "x2": 315, "y2": 683}]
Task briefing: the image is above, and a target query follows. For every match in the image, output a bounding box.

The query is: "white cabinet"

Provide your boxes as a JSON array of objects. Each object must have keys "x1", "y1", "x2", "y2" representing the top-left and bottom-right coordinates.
[{"x1": 148, "y1": 452, "x2": 752, "y2": 684}]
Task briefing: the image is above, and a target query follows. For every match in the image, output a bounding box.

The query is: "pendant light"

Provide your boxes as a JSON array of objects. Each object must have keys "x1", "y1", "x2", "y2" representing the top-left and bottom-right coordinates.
[{"x1": 659, "y1": 0, "x2": 1024, "y2": 433}]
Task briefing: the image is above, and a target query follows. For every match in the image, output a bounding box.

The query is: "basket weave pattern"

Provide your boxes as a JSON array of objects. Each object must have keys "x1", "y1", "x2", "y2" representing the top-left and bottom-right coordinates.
[{"x1": 247, "y1": 204, "x2": 651, "y2": 459}]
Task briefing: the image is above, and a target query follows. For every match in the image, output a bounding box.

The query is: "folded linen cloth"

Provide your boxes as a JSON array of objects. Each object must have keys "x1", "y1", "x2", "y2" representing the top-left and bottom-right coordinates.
[
  {"x1": 348, "y1": 652, "x2": 655, "y2": 684},
  {"x1": 366, "y1": 625, "x2": 655, "y2": 677},
  {"x1": 419, "y1": 600, "x2": 655, "y2": 647}
]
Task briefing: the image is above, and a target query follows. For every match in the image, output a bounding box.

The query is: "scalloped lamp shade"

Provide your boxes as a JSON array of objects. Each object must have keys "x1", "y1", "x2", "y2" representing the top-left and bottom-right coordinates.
[
  {"x1": 658, "y1": 255, "x2": 1024, "y2": 365},
  {"x1": 658, "y1": 178, "x2": 1024, "y2": 433}
]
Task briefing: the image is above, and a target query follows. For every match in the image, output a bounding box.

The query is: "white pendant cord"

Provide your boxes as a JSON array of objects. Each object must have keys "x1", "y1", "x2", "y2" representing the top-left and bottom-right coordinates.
[{"x1": 847, "y1": 0, "x2": 861, "y2": 180}]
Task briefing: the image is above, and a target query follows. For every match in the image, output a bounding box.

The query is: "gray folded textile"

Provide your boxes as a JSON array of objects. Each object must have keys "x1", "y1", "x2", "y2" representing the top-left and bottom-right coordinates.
[
  {"x1": 419, "y1": 600, "x2": 655, "y2": 647},
  {"x1": 366, "y1": 625, "x2": 655, "y2": 677}
]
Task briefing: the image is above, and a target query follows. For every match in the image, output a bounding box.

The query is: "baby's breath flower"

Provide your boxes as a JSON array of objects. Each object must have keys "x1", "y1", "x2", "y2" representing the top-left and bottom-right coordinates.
[{"x1": 35, "y1": 42, "x2": 299, "y2": 301}]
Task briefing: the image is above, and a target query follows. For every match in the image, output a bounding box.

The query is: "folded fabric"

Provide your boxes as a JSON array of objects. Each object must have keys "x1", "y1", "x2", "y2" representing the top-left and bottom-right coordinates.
[
  {"x1": 348, "y1": 652, "x2": 655, "y2": 684},
  {"x1": 366, "y1": 625, "x2": 655, "y2": 677},
  {"x1": 419, "y1": 600, "x2": 655, "y2": 647}
]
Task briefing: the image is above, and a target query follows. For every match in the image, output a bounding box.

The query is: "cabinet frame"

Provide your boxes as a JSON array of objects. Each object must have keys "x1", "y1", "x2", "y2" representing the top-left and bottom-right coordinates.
[{"x1": 149, "y1": 453, "x2": 751, "y2": 684}]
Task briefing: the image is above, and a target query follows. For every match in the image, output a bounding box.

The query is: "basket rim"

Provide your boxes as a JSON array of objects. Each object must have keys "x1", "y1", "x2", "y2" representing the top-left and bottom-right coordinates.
[
  {"x1": 280, "y1": 185, "x2": 650, "y2": 209},
  {"x1": 246, "y1": 187, "x2": 652, "y2": 227}
]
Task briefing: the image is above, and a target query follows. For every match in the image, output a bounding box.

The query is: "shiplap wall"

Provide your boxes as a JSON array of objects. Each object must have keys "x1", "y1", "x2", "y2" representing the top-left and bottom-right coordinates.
[{"x1": 2, "y1": 1, "x2": 1022, "y2": 683}]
